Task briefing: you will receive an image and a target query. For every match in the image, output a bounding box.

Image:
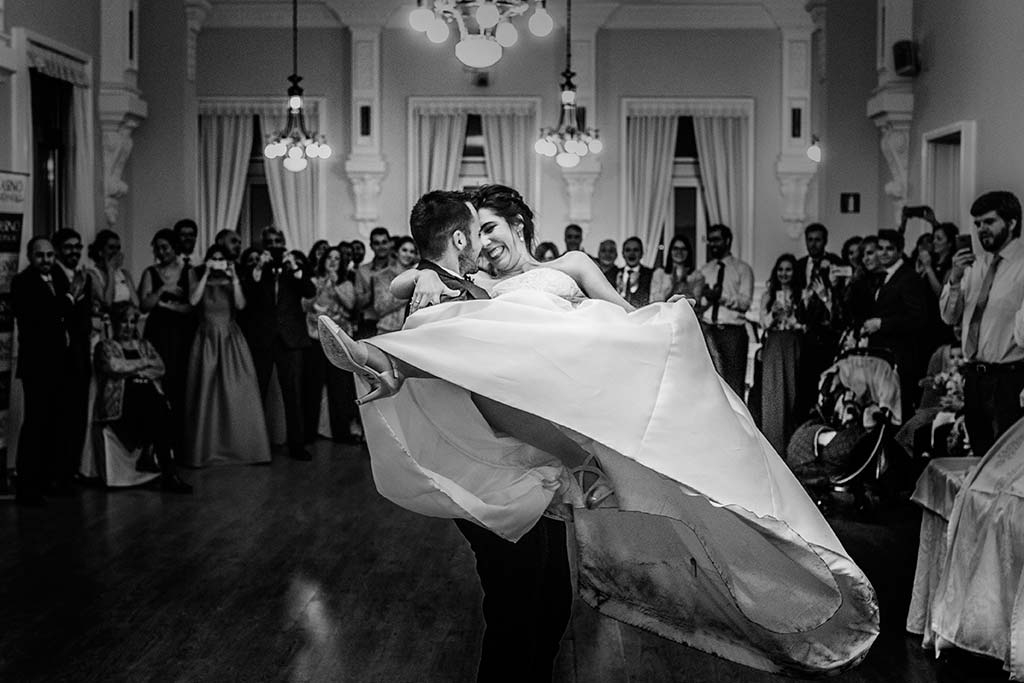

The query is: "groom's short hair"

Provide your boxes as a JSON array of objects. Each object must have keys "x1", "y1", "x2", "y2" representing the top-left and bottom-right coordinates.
[{"x1": 410, "y1": 190, "x2": 474, "y2": 260}]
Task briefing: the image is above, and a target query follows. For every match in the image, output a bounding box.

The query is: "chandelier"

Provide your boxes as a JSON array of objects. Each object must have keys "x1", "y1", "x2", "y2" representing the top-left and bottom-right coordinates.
[
  {"x1": 263, "y1": 0, "x2": 332, "y2": 172},
  {"x1": 533, "y1": 0, "x2": 601, "y2": 168},
  {"x1": 409, "y1": 0, "x2": 554, "y2": 70}
]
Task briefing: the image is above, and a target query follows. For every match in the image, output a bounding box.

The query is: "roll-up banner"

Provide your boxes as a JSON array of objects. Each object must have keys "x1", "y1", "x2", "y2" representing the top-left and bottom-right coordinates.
[{"x1": 0, "y1": 170, "x2": 28, "y2": 493}]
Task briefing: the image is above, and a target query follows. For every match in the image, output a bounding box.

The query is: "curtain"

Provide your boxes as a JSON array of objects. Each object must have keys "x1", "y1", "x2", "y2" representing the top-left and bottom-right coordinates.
[
  {"x1": 625, "y1": 115, "x2": 679, "y2": 266},
  {"x1": 198, "y1": 114, "x2": 253, "y2": 249},
  {"x1": 69, "y1": 84, "x2": 95, "y2": 244},
  {"x1": 261, "y1": 111, "x2": 318, "y2": 252},
  {"x1": 693, "y1": 116, "x2": 747, "y2": 236},
  {"x1": 481, "y1": 111, "x2": 532, "y2": 203},
  {"x1": 413, "y1": 111, "x2": 467, "y2": 199}
]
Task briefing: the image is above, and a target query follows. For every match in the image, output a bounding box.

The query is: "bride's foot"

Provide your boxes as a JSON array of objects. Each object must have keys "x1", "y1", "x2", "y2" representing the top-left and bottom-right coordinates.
[
  {"x1": 318, "y1": 316, "x2": 404, "y2": 404},
  {"x1": 571, "y1": 455, "x2": 616, "y2": 509}
]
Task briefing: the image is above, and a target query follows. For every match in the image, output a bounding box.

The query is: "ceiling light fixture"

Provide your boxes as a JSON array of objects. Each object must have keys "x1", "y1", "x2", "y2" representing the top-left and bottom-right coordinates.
[
  {"x1": 409, "y1": 0, "x2": 554, "y2": 70},
  {"x1": 263, "y1": 0, "x2": 332, "y2": 171}
]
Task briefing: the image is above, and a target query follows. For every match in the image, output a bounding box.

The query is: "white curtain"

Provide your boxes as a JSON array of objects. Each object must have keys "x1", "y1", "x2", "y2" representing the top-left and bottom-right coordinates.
[
  {"x1": 481, "y1": 112, "x2": 532, "y2": 201},
  {"x1": 625, "y1": 115, "x2": 679, "y2": 266},
  {"x1": 69, "y1": 84, "x2": 95, "y2": 243},
  {"x1": 198, "y1": 114, "x2": 253, "y2": 249},
  {"x1": 413, "y1": 111, "x2": 467, "y2": 199},
  {"x1": 693, "y1": 116, "x2": 747, "y2": 235},
  {"x1": 261, "y1": 111, "x2": 318, "y2": 252}
]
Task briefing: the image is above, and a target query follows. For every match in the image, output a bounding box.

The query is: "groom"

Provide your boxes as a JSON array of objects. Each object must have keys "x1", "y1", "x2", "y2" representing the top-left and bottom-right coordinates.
[{"x1": 408, "y1": 190, "x2": 573, "y2": 683}]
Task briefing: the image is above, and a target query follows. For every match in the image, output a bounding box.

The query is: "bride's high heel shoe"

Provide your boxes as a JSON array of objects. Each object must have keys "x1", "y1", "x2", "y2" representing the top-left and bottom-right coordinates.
[
  {"x1": 318, "y1": 316, "x2": 404, "y2": 404},
  {"x1": 571, "y1": 455, "x2": 616, "y2": 509}
]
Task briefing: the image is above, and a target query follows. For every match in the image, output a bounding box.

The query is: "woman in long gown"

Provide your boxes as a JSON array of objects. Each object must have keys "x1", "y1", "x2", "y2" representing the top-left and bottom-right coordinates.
[
  {"x1": 320, "y1": 186, "x2": 879, "y2": 676},
  {"x1": 756, "y1": 254, "x2": 804, "y2": 454},
  {"x1": 183, "y1": 245, "x2": 271, "y2": 467}
]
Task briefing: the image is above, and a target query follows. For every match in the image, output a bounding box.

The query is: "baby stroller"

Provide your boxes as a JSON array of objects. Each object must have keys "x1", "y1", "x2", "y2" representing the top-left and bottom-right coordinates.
[{"x1": 786, "y1": 347, "x2": 903, "y2": 509}]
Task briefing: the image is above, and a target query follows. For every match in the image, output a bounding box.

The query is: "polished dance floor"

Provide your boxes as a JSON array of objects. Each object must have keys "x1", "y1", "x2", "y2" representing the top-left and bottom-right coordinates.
[{"x1": 0, "y1": 440, "x2": 1010, "y2": 682}]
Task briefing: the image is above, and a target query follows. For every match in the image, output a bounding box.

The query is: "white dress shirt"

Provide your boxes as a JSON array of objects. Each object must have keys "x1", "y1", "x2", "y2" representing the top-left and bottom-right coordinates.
[
  {"x1": 941, "y1": 238, "x2": 1024, "y2": 363},
  {"x1": 699, "y1": 254, "x2": 754, "y2": 326}
]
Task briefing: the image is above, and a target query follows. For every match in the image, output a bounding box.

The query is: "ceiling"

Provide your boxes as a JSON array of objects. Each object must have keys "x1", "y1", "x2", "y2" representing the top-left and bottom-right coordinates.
[{"x1": 203, "y1": 0, "x2": 815, "y2": 32}]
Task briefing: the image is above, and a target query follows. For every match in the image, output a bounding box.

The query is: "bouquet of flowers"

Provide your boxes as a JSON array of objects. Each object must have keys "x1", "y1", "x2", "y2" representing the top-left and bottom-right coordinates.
[{"x1": 919, "y1": 351, "x2": 966, "y2": 411}]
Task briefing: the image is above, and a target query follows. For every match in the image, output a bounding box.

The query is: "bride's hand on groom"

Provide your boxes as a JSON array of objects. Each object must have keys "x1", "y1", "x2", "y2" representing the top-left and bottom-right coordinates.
[{"x1": 408, "y1": 270, "x2": 460, "y2": 313}]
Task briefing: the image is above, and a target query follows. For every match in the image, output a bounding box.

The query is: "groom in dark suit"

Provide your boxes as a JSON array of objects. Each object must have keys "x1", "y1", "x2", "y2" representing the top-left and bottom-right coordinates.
[{"x1": 409, "y1": 190, "x2": 573, "y2": 683}]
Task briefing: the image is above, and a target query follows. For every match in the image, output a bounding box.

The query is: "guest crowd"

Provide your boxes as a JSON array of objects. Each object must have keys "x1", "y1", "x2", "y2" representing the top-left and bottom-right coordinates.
[
  {"x1": 12, "y1": 189, "x2": 1022, "y2": 505},
  {"x1": 11, "y1": 220, "x2": 420, "y2": 505}
]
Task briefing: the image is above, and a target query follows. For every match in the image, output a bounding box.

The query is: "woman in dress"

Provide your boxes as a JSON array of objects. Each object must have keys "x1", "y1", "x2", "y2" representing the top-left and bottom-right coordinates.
[
  {"x1": 661, "y1": 235, "x2": 705, "y2": 305},
  {"x1": 307, "y1": 240, "x2": 329, "y2": 270},
  {"x1": 319, "y1": 185, "x2": 878, "y2": 676},
  {"x1": 302, "y1": 245, "x2": 359, "y2": 443},
  {"x1": 182, "y1": 245, "x2": 271, "y2": 467},
  {"x1": 138, "y1": 228, "x2": 193, "y2": 452},
  {"x1": 372, "y1": 236, "x2": 418, "y2": 335},
  {"x1": 93, "y1": 302, "x2": 192, "y2": 492},
  {"x1": 757, "y1": 254, "x2": 805, "y2": 453},
  {"x1": 533, "y1": 241, "x2": 560, "y2": 262},
  {"x1": 841, "y1": 236, "x2": 863, "y2": 275},
  {"x1": 87, "y1": 229, "x2": 138, "y2": 327}
]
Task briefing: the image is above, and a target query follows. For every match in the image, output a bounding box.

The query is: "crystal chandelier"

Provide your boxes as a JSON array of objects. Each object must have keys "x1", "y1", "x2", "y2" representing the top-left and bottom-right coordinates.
[
  {"x1": 533, "y1": 0, "x2": 601, "y2": 168},
  {"x1": 409, "y1": 0, "x2": 554, "y2": 70},
  {"x1": 263, "y1": 0, "x2": 332, "y2": 172}
]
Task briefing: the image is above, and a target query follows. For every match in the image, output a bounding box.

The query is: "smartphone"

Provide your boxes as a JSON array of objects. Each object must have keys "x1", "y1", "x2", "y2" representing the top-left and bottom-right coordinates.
[
  {"x1": 955, "y1": 234, "x2": 973, "y2": 252},
  {"x1": 830, "y1": 265, "x2": 853, "y2": 279}
]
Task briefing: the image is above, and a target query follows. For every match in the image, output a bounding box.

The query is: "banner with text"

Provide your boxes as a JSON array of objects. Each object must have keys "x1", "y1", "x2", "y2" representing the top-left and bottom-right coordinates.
[{"x1": 0, "y1": 171, "x2": 29, "y2": 462}]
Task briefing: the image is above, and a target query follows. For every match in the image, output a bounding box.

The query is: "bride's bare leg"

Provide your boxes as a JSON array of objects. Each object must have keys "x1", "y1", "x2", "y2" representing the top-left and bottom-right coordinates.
[{"x1": 470, "y1": 394, "x2": 588, "y2": 469}]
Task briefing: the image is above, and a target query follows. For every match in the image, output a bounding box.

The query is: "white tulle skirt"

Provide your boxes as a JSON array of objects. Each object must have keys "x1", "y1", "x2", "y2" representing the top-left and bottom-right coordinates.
[{"x1": 358, "y1": 290, "x2": 879, "y2": 675}]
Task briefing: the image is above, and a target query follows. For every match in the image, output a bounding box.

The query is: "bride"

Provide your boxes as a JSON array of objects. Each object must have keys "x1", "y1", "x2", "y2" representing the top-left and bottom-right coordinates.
[{"x1": 319, "y1": 185, "x2": 879, "y2": 676}]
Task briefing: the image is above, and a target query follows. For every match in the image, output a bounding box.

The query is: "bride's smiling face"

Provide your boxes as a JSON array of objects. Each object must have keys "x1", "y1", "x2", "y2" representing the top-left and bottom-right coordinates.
[{"x1": 477, "y1": 207, "x2": 527, "y2": 273}]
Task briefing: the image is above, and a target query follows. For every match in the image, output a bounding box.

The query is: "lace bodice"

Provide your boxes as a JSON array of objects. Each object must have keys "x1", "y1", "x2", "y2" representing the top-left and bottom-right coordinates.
[{"x1": 490, "y1": 267, "x2": 586, "y2": 304}]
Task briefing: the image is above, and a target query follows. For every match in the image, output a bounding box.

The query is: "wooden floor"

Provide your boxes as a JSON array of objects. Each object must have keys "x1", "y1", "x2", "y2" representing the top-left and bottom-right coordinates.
[{"x1": 0, "y1": 440, "x2": 1010, "y2": 682}]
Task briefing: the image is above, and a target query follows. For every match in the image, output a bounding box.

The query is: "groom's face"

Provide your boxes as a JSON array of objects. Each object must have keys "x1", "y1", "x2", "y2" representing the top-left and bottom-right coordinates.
[{"x1": 456, "y1": 202, "x2": 482, "y2": 274}]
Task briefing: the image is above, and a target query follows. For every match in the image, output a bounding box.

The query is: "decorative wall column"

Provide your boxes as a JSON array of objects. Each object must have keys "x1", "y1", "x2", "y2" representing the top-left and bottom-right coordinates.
[
  {"x1": 343, "y1": 26, "x2": 386, "y2": 238},
  {"x1": 775, "y1": 27, "x2": 819, "y2": 239},
  {"x1": 184, "y1": 0, "x2": 210, "y2": 82},
  {"x1": 100, "y1": 0, "x2": 147, "y2": 226},
  {"x1": 867, "y1": 0, "x2": 914, "y2": 225}
]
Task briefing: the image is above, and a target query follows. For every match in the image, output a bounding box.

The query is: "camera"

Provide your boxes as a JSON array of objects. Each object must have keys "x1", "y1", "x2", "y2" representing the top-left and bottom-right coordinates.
[
  {"x1": 903, "y1": 205, "x2": 931, "y2": 219},
  {"x1": 209, "y1": 259, "x2": 227, "y2": 271}
]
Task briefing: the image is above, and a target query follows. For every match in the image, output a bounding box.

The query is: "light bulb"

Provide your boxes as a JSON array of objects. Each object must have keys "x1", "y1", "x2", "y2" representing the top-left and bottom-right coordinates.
[
  {"x1": 556, "y1": 152, "x2": 580, "y2": 168},
  {"x1": 283, "y1": 156, "x2": 308, "y2": 172},
  {"x1": 529, "y1": 7, "x2": 553, "y2": 36},
  {"x1": 427, "y1": 17, "x2": 449, "y2": 43},
  {"x1": 588, "y1": 138, "x2": 603, "y2": 154},
  {"x1": 534, "y1": 138, "x2": 548, "y2": 155},
  {"x1": 318, "y1": 143, "x2": 332, "y2": 159},
  {"x1": 264, "y1": 143, "x2": 277, "y2": 159},
  {"x1": 288, "y1": 146, "x2": 303, "y2": 160},
  {"x1": 476, "y1": 3, "x2": 500, "y2": 29},
  {"x1": 542, "y1": 139, "x2": 557, "y2": 157},
  {"x1": 455, "y1": 36, "x2": 502, "y2": 69},
  {"x1": 306, "y1": 142, "x2": 320, "y2": 158},
  {"x1": 495, "y1": 22, "x2": 518, "y2": 47},
  {"x1": 275, "y1": 142, "x2": 288, "y2": 157},
  {"x1": 289, "y1": 95, "x2": 303, "y2": 110},
  {"x1": 409, "y1": 7, "x2": 434, "y2": 32},
  {"x1": 807, "y1": 140, "x2": 822, "y2": 163}
]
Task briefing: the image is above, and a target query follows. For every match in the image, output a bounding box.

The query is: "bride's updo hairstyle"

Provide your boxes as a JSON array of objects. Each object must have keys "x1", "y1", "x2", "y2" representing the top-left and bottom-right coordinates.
[{"x1": 472, "y1": 185, "x2": 536, "y2": 254}]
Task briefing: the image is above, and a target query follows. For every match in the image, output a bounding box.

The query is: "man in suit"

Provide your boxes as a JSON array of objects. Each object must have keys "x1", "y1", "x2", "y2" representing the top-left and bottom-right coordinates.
[
  {"x1": 51, "y1": 228, "x2": 93, "y2": 490},
  {"x1": 616, "y1": 237, "x2": 666, "y2": 308},
  {"x1": 795, "y1": 223, "x2": 844, "y2": 417},
  {"x1": 408, "y1": 190, "x2": 573, "y2": 683},
  {"x1": 12, "y1": 237, "x2": 72, "y2": 504},
  {"x1": 862, "y1": 228, "x2": 930, "y2": 417},
  {"x1": 795, "y1": 223, "x2": 842, "y2": 289},
  {"x1": 243, "y1": 226, "x2": 316, "y2": 461}
]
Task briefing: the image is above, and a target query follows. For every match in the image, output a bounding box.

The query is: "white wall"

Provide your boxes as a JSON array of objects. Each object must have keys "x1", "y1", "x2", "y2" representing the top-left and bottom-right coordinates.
[{"x1": 908, "y1": 0, "x2": 1024, "y2": 216}]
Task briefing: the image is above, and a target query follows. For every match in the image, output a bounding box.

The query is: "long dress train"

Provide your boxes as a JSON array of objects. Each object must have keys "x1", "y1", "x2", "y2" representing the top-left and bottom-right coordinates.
[{"x1": 351, "y1": 268, "x2": 878, "y2": 675}]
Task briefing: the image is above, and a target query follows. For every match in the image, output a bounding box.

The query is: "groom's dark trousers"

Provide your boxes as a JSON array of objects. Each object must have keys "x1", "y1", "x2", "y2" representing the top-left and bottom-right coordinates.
[{"x1": 413, "y1": 260, "x2": 573, "y2": 682}]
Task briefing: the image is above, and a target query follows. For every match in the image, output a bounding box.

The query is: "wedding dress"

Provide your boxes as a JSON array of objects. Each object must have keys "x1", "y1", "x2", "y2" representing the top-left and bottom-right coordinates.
[{"x1": 357, "y1": 267, "x2": 879, "y2": 675}]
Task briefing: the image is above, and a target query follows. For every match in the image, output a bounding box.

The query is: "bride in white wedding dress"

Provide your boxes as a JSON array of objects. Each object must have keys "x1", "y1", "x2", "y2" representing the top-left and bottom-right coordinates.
[{"x1": 320, "y1": 185, "x2": 879, "y2": 675}]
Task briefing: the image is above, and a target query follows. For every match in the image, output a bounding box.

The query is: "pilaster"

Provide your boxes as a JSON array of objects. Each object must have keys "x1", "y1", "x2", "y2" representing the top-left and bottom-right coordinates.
[
  {"x1": 343, "y1": 26, "x2": 386, "y2": 238},
  {"x1": 775, "y1": 26, "x2": 819, "y2": 239},
  {"x1": 184, "y1": 0, "x2": 211, "y2": 82}
]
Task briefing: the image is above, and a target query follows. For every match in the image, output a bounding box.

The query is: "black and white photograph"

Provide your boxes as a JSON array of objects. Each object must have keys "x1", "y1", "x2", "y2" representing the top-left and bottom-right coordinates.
[{"x1": 0, "y1": 0, "x2": 1022, "y2": 681}]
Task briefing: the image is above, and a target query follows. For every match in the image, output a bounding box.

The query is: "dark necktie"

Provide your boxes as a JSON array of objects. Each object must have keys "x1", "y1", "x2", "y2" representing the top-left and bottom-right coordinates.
[
  {"x1": 964, "y1": 254, "x2": 1002, "y2": 360},
  {"x1": 711, "y1": 260, "x2": 726, "y2": 323}
]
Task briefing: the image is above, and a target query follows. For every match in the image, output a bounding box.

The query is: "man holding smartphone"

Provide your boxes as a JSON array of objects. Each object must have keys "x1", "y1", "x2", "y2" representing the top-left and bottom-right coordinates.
[{"x1": 941, "y1": 191, "x2": 1024, "y2": 457}]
